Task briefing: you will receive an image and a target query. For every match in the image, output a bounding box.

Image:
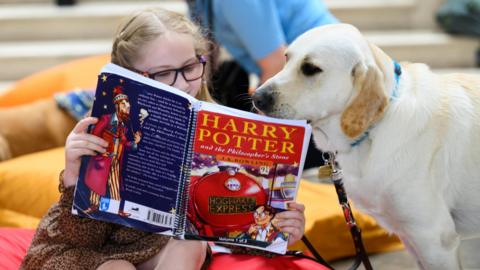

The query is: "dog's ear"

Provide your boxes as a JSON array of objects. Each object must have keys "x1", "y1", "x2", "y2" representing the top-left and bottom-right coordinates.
[{"x1": 340, "y1": 62, "x2": 388, "y2": 139}]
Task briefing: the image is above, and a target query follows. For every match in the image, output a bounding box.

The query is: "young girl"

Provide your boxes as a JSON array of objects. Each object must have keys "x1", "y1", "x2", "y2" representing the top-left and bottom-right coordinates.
[{"x1": 21, "y1": 7, "x2": 306, "y2": 270}]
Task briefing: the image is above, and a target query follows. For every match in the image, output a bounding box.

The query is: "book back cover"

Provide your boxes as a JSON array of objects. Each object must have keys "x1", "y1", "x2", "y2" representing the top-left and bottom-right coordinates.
[{"x1": 73, "y1": 68, "x2": 196, "y2": 235}]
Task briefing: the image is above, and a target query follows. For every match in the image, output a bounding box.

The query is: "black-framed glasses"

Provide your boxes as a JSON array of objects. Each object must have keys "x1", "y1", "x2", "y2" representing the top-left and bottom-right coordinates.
[{"x1": 139, "y1": 55, "x2": 207, "y2": 86}]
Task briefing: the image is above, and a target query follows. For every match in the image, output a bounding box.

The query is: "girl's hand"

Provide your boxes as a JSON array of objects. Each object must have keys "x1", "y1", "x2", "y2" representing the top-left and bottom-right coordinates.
[
  {"x1": 275, "y1": 202, "x2": 305, "y2": 245},
  {"x1": 63, "y1": 117, "x2": 108, "y2": 188}
]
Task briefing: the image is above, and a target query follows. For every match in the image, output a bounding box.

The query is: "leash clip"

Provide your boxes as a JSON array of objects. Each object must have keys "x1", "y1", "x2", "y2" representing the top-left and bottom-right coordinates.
[{"x1": 322, "y1": 151, "x2": 342, "y2": 181}]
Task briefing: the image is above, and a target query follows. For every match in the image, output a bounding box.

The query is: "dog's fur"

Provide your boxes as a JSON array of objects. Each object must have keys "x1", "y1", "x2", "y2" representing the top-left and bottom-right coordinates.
[
  {"x1": 253, "y1": 24, "x2": 480, "y2": 270},
  {"x1": 0, "y1": 99, "x2": 77, "y2": 161}
]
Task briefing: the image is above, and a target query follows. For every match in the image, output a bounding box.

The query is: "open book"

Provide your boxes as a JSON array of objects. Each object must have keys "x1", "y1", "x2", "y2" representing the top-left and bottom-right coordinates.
[{"x1": 72, "y1": 63, "x2": 312, "y2": 254}]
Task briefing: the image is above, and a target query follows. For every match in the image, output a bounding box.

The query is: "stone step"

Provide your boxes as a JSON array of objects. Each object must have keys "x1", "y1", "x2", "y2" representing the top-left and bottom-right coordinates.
[
  {"x1": 0, "y1": 0, "x2": 162, "y2": 3},
  {"x1": 367, "y1": 30, "x2": 479, "y2": 69},
  {"x1": 434, "y1": 68, "x2": 480, "y2": 75},
  {"x1": 0, "y1": 0, "x2": 45, "y2": 3},
  {"x1": 0, "y1": 0, "x2": 422, "y2": 41},
  {"x1": 326, "y1": 0, "x2": 418, "y2": 31},
  {"x1": 0, "y1": 30, "x2": 477, "y2": 81},
  {"x1": 0, "y1": 2, "x2": 186, "y2": 42},
  {"x1": 0, "y1": 40, "x2": 110, "y2": 81}
]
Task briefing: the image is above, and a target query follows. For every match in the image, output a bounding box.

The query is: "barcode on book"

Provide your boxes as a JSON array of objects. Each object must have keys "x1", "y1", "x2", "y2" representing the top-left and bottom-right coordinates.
[{"x1": 147, "y1": 209, "x2": 174, "y2": 227}]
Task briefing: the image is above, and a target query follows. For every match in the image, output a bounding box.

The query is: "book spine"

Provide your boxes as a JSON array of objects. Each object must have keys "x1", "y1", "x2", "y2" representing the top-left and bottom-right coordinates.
[{"x1": 173, "y1": 106, "x2": 197, "y2": 236}]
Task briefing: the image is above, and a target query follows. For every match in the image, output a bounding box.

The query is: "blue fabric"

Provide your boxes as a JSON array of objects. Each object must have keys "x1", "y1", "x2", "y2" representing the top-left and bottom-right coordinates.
[
  {"x1": 55, "y1": 89, "x2": 95, "y2": 121},
  {"x1": 191, "y1": 0, "x2": 338, "y2": 75}
]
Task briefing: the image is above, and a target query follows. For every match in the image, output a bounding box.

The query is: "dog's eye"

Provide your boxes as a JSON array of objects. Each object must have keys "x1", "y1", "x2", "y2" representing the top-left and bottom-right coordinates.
[{"x1": 301, "y1": 62, "x2": 322, "y2": 76}]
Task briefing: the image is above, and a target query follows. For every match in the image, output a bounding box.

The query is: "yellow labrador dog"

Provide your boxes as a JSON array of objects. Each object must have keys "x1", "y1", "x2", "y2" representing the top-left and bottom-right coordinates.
[{"x1": 252, "y1": 24, "x2": 480, "y2": 270}]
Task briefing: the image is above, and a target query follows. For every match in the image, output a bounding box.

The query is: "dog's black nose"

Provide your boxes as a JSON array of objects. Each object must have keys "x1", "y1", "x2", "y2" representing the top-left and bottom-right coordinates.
[{"x1": 252, "y1": 86, "x2": 274, "y2": 112}]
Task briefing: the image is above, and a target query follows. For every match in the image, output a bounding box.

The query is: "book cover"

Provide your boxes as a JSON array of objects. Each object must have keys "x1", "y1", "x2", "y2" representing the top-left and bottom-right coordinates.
[
  {"x1": 72, "y1": 63, "x2": 311, "y2": 254},
  {"x1": 185, "y1": 103, "x2": 310, "y2": 253}
]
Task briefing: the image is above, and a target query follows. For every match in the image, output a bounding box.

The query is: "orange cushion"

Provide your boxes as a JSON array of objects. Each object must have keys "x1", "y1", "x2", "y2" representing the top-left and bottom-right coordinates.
[
  {"x1": 0, "y1": 54, "x2": 109, "y2": 107},
  {"x1": 0, "y1": 209, "x2": 41, "y2": 229},
  {"x1": 0, "y1": 147, "x2": 64, "y2": 228}
]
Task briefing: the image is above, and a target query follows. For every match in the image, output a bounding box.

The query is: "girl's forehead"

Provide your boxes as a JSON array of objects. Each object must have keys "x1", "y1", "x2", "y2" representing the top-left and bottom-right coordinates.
[{"x1": 134, "y1": 31, "x2": 197, "y2": 71}]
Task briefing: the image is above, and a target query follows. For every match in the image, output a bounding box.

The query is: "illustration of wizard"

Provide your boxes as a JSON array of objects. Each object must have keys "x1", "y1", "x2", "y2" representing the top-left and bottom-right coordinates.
[{"x1": 83, "y1": 85, "x2": 146, "y2": 216}]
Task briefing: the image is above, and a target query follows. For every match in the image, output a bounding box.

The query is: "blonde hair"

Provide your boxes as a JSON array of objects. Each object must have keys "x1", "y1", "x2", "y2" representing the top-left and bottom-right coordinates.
[{"x1": 112, "y1": 7, "x2": 213, "y2": 102}]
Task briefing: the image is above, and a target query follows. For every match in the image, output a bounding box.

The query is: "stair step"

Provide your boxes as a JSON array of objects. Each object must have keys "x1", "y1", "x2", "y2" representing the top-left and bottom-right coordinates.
[
  {"x1": 0, "y1": 0, "x2": 163, "y2": 4},
  {"x1": 326, "y1": 0, "x2": 417, "y2": 30},
  {"x1": 0, "y1": 0, "x2": 420, "y2": 41},
  {"x1": 1, "y1": 30, "x2": 477, "y2": 81},
  {"x1": 0, "y1": 2, "x2": 187, "y2": 41},
  {"x1": 366, "y1": 30, "x2": 479, "y2": 69},
  {"x1": 434, "y1": 68, "x2": 480, "y2": 74},
  {"x1": 0, "y1": 40, "x2": 110, "y2": 81},
  {"x1": 0, "y1": 0, "x2": 45, "y2": 3}
]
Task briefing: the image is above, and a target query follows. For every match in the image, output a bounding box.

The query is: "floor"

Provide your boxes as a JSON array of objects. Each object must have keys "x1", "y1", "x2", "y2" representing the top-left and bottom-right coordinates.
[
  {"x1": 330, "y1": 238, "x2": 480, "y2": 270},
  {"x1": 301, "y1": 168, "x2": 480, "y2": 270}
]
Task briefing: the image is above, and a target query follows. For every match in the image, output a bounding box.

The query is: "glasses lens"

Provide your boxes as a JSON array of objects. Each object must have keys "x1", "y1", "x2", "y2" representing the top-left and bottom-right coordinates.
[
  {"x1": 151, "y1": 60, "x2": 205, "y2": 86},
  {"x1": 183, "y1": 62, "x2": 205, "y2": 81},
  {"x1": 153, "y1": 70, "x2": 177, "y2": 85}
]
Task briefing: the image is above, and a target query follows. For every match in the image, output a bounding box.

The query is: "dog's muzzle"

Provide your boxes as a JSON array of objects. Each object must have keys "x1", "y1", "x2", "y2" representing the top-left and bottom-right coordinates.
[{"x1": 252, "y1": 85, "x2": 275, "y2": 113}]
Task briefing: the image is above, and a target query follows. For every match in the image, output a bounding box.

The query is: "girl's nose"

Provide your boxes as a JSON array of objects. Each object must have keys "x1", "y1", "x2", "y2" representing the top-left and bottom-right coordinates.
[{"x1": 172, "y1": 74, "x2": 190, "y2": 93}]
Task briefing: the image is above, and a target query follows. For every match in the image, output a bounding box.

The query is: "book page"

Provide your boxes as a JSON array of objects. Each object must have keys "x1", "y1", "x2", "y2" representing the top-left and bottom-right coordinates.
[
  {"x1": 185, "y1": 102, "x2": 311, "y2": 254},
  {"x1": 73, "y1": 64, "x2": 197, "y2": 234}
]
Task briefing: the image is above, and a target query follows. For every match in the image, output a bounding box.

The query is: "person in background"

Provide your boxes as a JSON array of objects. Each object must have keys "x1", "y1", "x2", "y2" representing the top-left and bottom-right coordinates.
[
  {"x1": 190, "y1": 0, "x2": 338, "y2": 86},
  {"x1": 188, "y1": 0, "x2": 339, "y2": 169}
]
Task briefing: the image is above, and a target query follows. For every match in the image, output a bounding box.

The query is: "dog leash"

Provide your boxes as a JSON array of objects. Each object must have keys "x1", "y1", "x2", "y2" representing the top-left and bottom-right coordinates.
[
  {"x1": 287, "y1": 151, "x2": 373, "y2": 270},
  {"x1": 318, "y1": 151, "x2": 373, "y2": 270}
]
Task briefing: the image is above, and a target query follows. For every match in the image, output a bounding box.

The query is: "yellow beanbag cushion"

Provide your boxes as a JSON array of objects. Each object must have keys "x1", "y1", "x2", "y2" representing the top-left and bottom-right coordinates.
[
  {"x1": 0, "y1": 54, "x2": 109, "y2": 107},
  {"x1": 0, "y1": 147, "x2": 64, "y2": 228},
  {"x1": 291, "y1": 180, "x2": 403, "y2": 260},
  {"x1": 0, "y1": 209, "x2": 41, "y2": 229}
]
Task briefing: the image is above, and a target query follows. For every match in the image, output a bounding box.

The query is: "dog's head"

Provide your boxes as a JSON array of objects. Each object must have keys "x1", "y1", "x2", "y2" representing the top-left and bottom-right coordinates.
[{"x1": 253, "y1": 24, "x2": 395, "y2": 149}]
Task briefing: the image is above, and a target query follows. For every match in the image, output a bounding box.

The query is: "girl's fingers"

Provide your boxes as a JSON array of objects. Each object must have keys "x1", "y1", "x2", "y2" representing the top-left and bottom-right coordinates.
[
  {"x1": 71, "y1": 133, "x2": 108, "y2": 147},
  {"x1": 276, "y1": 218, "x2": 302, "y2": 229},
  {"x1": 68, "y1": 148, "x2": 98, "y2": 158},
  {"x1": 68, "y1": 140, "x2": 106, "y2": 154},
  {"x1": 275, "y1": 207, "x2": 305, "y2": 245},
  {"x1": 281, "y1": 226, "x2": 301, "y2": 236},
  {"x1": 287, "y1": 202, "x2": 305, "y2": 212},
  {"x1": 72, "y1": 117, "x2": 98, "y2": 134},
  {"x1": 276, "y1": 210, "x2": 305, "y2": 221},
  {"x1": 281, "y1": 226, "x2": 302, "y2": 244}
]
